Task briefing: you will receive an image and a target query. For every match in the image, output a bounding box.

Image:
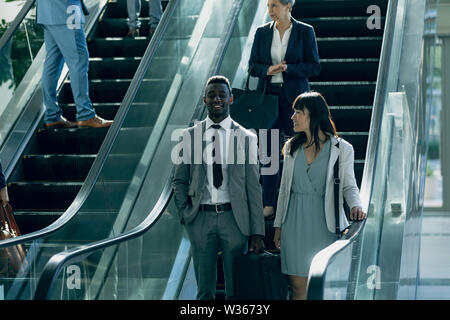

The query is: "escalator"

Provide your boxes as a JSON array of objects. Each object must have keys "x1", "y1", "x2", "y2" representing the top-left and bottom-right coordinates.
[
  {"x1": 8, "y1": 0, "x2": 167, "y2": 235},
  {"x1": 31, "y1": 0, "x2": 391, "y2": 300},
  {"x1": 3, "y1": 0, "x2": 436, "y2": 300}
]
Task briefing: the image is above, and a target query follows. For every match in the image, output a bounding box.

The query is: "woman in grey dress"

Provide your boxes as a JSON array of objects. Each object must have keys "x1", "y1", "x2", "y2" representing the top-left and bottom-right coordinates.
[{"x1": 273, "y1": 92, "x2": 366, "y2": 300}]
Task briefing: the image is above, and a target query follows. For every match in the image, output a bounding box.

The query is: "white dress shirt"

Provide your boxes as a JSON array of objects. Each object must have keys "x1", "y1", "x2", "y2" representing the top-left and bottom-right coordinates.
[
  {"x1": 200, "y1": 115, "x2": 232, "y2": 205},
  {"x1": 270, "y1": 22, "x2": 292, "y2": 84}
]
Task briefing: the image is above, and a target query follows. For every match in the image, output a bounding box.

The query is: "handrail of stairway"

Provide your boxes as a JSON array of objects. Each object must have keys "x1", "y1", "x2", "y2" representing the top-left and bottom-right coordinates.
[
  {"x1": 306, "y1": 0, "x2": 402, "y2": 300},
  {"x1": 33, "y1": 0, "x2": 246, "y2": 300},
  {"x1": 0, "y1": 0, "x2": 178, "y2": 250},
  {"x1": 0, "y1": 0, "x2": 35, "y2": 53}
]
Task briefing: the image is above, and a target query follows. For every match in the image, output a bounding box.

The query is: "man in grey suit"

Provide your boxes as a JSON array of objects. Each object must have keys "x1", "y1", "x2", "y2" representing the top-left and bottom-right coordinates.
[
  {"x1": 172, "y1": 75, "x2": 265, "y2": 300},
  {"x1": 36, "y1": 0, "x2": 113, "y2": 128}
]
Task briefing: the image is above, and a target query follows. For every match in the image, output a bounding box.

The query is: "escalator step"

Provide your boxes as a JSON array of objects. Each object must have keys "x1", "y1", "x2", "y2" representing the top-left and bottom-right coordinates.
[
  {"x1": 311, "y1": 59, "x2": 379, "y2": 82},
  {"x1": 88, "y1": 57, "x2": 142, "y2": 79},
  {"x1": 37, "y1": 127, "x2": 109, "y2": 154},
  {"x1": 329, "y1": 106, "x2": 372, "y2": 132},
  {"x1": 8, "y1": 182, "x2": 82, "y2": 210},
  {"x1": 293, "y1": 0, "x2": 388, "y2": 18},
  {"x1": 310, "y1": 81, "x2": 376, "y2": 106},
  {"x1": 304, "y1": 17, "x2": 385, "y2": 37},
  {"x1": 59, "y1": 79, "x2": 132, "y2": 104},
  {"x1": 60, "y1": 102, "x2": 121, "y2": 122},
  {"x1": 88, "y1": 38, "x2": 150, "y2": 58},
  {"x1": 339, "y1": 133, "x2": 368, "y2": 160},
  {"x1": 23, "y1": 154, "x2": 96, "y2": 181},
  {"x1": 92, "y1": 18, "x2": 150, "y2": 38},
  {"x1": 317, "y1": 37, "x2": 383, "y2": 59},
  {"x1": 103, "y1": 0, "x2": 169, "y2": 19},
  {"x1": 13, "y1": 211, "x2": 63, "y2": 234}
]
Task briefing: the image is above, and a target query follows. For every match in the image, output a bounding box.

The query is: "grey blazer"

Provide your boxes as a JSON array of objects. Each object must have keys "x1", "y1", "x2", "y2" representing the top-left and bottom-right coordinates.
[
  {"x1": 274, "y1": 135, "x2": 362, "y2": 232},
  {"x1": 172, "y1": 119, "x2": 265, "y2": 237}
]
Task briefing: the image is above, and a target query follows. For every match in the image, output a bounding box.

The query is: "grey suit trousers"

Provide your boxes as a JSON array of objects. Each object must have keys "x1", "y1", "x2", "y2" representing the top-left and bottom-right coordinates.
[{"x1": 184, "y1": 208, "x2": 248, "y2": 300}]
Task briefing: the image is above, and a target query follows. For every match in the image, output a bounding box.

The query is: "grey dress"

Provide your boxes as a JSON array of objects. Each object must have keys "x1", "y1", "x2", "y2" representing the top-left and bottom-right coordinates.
[{"x1": 280, "y1": 139, "x2": 336, "y2": 277}]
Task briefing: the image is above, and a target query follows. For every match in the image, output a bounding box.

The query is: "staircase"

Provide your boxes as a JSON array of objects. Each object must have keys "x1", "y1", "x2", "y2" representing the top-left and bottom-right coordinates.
[{"x1": 8, "y1": 0, "x2": 167, "y2": 235}]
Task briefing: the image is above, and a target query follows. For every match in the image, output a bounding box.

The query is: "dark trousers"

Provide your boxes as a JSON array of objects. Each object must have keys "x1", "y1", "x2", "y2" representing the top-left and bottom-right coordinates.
[{"x1": 261, "y1": 85, "x2": 294, "y2": 207}]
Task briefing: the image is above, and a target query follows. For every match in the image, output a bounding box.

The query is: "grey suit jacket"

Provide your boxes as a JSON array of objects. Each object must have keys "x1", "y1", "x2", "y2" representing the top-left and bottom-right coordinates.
[{"x1": 172, "y1": 119, "x2": 265, "y2": 237}]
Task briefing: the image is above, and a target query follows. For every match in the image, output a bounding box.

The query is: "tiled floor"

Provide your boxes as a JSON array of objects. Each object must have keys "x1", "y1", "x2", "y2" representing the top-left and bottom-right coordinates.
[{"x1": 417, "y1": 213, "x2": 450, "y2": 299}]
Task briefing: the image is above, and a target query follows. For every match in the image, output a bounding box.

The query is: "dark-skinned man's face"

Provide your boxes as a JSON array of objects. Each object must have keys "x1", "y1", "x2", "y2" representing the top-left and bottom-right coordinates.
[{"x1": 203, "y1": 82, "x2": 233, "y2": 123}]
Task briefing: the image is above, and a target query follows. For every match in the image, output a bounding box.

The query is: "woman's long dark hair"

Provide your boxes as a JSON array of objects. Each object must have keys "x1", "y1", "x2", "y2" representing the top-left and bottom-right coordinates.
[{"x1": 288, "y1": 91, "x2": 338, "y2": 156}]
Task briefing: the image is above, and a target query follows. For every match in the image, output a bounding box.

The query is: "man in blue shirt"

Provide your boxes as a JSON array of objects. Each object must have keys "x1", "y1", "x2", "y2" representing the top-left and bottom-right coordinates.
[{"x1": 37, "y1": 0, "x2": 113, "y2": 128}]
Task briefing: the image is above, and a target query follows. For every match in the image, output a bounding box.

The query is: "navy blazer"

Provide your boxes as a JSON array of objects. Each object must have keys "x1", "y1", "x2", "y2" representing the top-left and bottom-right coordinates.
[{"x1": 249, "y1": 18, "x2": 321, "y2": 104}]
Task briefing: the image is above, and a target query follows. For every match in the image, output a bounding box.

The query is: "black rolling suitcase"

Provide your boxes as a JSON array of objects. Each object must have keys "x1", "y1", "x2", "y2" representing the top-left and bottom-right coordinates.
[{"x1": 233, "y1": 251, "x2": 288, "y2": 300}]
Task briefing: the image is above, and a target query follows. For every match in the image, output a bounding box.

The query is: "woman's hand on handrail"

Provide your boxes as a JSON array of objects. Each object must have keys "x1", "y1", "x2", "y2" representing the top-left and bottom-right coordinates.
[{"x1": 350, "y1": 206, "x2": 366, "y2": 221}]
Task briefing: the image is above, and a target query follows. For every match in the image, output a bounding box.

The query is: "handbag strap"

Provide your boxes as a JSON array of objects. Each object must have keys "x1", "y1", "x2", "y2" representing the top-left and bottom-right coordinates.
[{"x1": 333, "y1": 141, "x2": 341, "y2": 236}]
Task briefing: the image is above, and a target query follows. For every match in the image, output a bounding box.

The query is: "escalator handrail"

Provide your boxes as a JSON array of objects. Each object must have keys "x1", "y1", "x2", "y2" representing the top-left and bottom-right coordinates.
[
  {"x1": 0, "y1": 0, "x2": 178, "y2": 250},
  {"x1": 0, "y1": 0, "x2": 35, "y2": 53},
  {"x1": 306, "y1": 0, "x2": 400, "y2": 300},
  {"x1": 34, "y1": 179, "x2": 173, "y2": 300},
  {"x1": 33, "y1": 0, "x2": 246, "y2": 300}
]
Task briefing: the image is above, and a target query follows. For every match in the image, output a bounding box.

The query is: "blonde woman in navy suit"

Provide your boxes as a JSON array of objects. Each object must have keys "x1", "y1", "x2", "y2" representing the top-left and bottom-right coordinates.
[
  {"x1": 273, "y1": 92, "x2": 366, "y2": 300},
  {"x1": 249, "y1": 0, "x2": 321, "y2": 219}
]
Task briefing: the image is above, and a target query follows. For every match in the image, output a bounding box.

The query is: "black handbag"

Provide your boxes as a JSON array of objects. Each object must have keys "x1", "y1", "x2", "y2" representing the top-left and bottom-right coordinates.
[{"x1": 231, "y1": 75, "x2": 279, "y2": 130}]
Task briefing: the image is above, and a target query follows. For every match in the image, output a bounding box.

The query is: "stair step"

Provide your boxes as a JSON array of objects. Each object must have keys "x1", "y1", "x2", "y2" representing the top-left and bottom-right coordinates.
[
  {"x1": 88, "y1": 38, "x2": 150, "y2": 57},
  {"x1": 13, "y1": 210, "x2": 63, "y2": 234},
  {"x1": 60, "y1": 102, "x2": 161, "y2": 127},
  {"x1": 303, "y1": 17, "x2": 385, "y2": 37},
  {"x1": 317, "y1": 37, "x2": 383, "y2": 59},
  {"x1": 329, "y1": 106, "x2": 372, "y2": 132},
  {"x1": 311, "y1": 59, "x2": 379, "y2": 82},
  {"x1": 88, "y1": 57, "x2": 142, "y2": 79},
  {"x1": 310, "y1": 81, "x2": 376, "y2": 106},
  {"x1": 339, "y1": 132, "x2": 368, "y2": 160},
  {"x1": 103, "y1": 0, "x2": 169, "y2": 19},
  {"x1": 293, "y1": 0, "x2": 388, "y2": 18},
  {"x1": 60, "y1": 102, "x2": 121, "y2": 122},
  {"x1": 8, "y1": 182, "x2": 83, "y2": 210},
  {"x1": 37, "y1": 126, "x2": 110, "y2": 154},
  {"x1": 59, "y1": 79, "x2": 132, "y2": 104},
  {"x1": 22, "y1": 154, "x2": 96, "y2": 181},
  {"x1": 92, "y1": 18, "x2": 150, "y2": 38}
]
